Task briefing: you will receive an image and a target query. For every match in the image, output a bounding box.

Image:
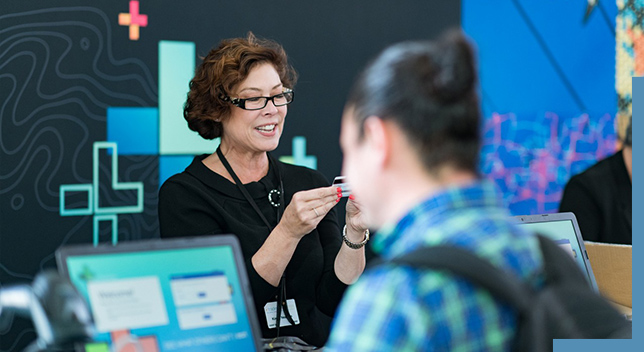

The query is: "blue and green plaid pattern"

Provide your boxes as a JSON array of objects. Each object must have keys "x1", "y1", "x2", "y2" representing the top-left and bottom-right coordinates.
[{"x1": 326, "y1": 181, "x2": 543, "y2": 351}]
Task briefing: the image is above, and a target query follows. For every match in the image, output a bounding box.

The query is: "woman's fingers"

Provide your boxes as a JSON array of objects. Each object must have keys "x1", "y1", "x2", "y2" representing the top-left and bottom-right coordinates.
[
  {"x1": 281, "y1": 186, "x2": 342, "y2": 238},
  {"x1": 312, "y1": 186, "x2": 343, "y2": 202},
  {"x1": 298, "y1": 186, "x2": 341, "y2": 206},
  {"x1": 292, "y1": 186, "x2": 341, "y2": 220},
  {"x1": 311, "y1": 186, "x2": 342, "y2": 216}
]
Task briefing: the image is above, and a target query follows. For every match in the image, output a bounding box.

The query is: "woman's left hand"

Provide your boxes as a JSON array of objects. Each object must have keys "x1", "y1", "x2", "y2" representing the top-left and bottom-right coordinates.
[
  {"x1": 345, "y1": 195, "x2": 368, "y2": 238},
  {"x1": 335, "y1": 195, "x2": 368, "y2": 285}
]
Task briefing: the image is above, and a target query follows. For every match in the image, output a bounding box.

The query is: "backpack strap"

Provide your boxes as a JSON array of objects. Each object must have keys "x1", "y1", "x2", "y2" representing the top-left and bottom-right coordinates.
[
  {"x1": 388, "y1": 244, "x2": 533, "y2": 313},
  {"x1": 380, "y1": 236, "x2": 631, "y2": 349}
]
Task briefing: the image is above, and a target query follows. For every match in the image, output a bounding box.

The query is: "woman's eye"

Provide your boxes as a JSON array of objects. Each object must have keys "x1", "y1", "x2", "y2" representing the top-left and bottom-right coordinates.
[{"x1": 245, "y1": 97, "x2": 262, "y2": 102}]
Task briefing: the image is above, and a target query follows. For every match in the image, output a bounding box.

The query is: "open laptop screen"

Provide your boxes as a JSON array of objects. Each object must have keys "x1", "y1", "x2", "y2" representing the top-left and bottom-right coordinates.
[
  {"x1": 56, "y1": 235, "x2": 262, "y2": 352},
  {"x1": 514, "y1": 213, "x2": 599, "y2": 292}
]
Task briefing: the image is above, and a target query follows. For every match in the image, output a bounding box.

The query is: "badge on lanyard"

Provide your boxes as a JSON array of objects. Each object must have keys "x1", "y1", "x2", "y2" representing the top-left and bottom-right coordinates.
[{"x1": 264, "y1": 299, "x2": 300, "y2": 328}]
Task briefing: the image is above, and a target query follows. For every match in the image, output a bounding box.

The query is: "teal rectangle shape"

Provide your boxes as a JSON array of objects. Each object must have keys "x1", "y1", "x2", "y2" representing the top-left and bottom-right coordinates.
[
  {"x1": 159, "y1": 41, "x2": 217, "y2": 155},
  {"x1": 159, "y1": 155, "x2": 194, "y2": 187},
  {"x1": 107, "y1": 107, "x2": 158, "y2": 155},
  {"x1": 59, "y1": 184, "x2": 93, "y2": 216}
]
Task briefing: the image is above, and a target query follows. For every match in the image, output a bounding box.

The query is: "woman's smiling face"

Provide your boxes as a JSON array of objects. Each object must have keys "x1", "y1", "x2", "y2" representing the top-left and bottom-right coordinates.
[{"x1": 221, "y1": 62, "x2": 288, "y2": 154}]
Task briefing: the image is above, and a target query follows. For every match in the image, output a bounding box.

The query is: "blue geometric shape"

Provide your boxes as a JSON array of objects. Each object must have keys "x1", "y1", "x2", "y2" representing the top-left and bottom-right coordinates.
[
  {"x1": 159, "y1": 155, "x2": 194, "y2": 187},
  {"x1": 59, "y1": 184, "x2": 93, "y2": 216},
  {"x1": 631, "y1": 77, "x2": 644, "y2": 352},
  {"x1": 93, "y1": 142, "x2": 144, "y2": 215},
  {"x1": 107, "y1": 107, "x2": 159, "y2": 155},
  {"x1": 159, "y1": 41, "x2": 218, "y2": 155},
  {"x1": 93, "y1": 214, "x2": 118, "y2": 247},
  {"x1": 279, "y1": 136, "x2": 317, "y2": 169}
]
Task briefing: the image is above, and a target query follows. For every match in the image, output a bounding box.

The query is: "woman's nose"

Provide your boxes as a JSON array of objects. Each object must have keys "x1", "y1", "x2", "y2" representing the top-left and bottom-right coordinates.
[{"x1": 262, "y1": 99, "x2": 279, "y2": 114}]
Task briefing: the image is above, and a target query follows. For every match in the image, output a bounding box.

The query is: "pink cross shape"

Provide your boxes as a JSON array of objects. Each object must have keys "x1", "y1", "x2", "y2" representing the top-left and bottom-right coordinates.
[{"x1": 119, "y1": 0, "x2": 148, "y2": 41}]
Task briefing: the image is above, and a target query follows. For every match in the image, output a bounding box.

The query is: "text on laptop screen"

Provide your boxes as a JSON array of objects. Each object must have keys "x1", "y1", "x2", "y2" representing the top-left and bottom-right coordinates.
[
  {"x1": 65, "y1": 245, "x2": 256, "y2": 352},
  {"x1": 517, "y1": 219, "x2": 593, "y2": 283}
]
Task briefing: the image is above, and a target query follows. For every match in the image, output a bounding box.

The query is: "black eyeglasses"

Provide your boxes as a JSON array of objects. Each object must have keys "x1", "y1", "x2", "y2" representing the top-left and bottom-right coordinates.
[{"x1": 221, "y1": 89, "x2": 294, "y2": 110}]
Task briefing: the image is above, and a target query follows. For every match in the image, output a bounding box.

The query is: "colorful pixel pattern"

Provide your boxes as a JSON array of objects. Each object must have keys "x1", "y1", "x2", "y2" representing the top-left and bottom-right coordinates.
[
  {"x1": 616, "y1": 0, "x2": 644, "y2": 126},
  {"x1": 464, "y1": 1, "x2": 624, "y2": 216},
  {"x1": 480, "y1": 112, "x2": 617, "y2": 215}
]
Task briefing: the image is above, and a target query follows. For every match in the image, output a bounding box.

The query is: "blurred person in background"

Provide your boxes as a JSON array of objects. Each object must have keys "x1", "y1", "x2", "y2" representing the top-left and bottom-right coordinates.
[{"x1": 559, "y1": 115, "x2": 632, "y2": 244}]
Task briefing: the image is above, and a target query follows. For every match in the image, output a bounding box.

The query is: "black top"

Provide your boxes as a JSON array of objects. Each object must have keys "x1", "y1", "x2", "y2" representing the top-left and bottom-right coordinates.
[
  {"x1": 559, "y1": 150, "x2": 632, "y2": 244},
  {"x1": 158, "y1": 154, "x2": 347, "y2": 346}
]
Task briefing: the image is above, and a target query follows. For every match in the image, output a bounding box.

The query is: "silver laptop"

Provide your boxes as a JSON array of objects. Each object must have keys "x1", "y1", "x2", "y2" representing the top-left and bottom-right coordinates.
[
  {"x1": 513, "y1": 212, "x2": 599, "y2": 292},
  {"x1": 56, "y1": 235, "x2": 263, "y2": 352}
]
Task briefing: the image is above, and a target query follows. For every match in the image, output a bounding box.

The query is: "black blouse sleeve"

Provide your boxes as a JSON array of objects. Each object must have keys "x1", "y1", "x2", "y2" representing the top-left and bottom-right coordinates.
[{"x1": 158, "y1": 176, "x2": 279, "y2": 302}]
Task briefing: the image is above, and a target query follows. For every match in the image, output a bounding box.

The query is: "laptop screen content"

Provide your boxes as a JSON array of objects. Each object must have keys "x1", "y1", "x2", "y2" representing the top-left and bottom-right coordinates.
[
  {"x1": 515, "y1": 213, "x2": 598, "y2": 291},
  {"x1": 57, "y1": 236, "x2": 261, "y2": 352}
]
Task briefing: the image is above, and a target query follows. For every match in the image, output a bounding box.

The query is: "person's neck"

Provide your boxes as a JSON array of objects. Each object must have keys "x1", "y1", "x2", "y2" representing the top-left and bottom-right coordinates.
[
  {"x1": 375, "y1": 165, "x2": 477, "y2": 229},
  {"x1": 212, "y1": 143, "x2": 269, "y2": 184},
  {"x1": 623, "y1": 146, "x2": 632, "y2": 181}
]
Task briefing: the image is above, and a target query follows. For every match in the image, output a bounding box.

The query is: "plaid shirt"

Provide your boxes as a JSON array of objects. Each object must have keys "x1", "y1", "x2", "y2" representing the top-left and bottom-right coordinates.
[{"x1": 325, "y1": 181, "x2": 543, "y2": 352}]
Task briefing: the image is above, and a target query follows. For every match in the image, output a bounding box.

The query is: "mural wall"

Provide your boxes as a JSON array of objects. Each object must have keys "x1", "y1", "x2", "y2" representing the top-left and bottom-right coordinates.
[
  {"x1": 463, "y1": 0, "x2": 633, "y2": 215},
  {"x1": 0, "y1": 1, "x2": 460, "y2": 349}
]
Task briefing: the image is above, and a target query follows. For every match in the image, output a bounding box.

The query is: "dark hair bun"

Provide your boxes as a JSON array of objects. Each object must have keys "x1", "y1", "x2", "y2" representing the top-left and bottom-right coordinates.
[{"x1": 431, "y1": 30, "x2": 476, "y2": 104}]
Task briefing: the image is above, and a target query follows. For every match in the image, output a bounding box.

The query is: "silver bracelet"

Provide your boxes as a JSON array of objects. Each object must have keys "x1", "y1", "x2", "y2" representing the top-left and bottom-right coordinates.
[{"x1": 342, "y1": 225, "x2": 370, "y2": 249}]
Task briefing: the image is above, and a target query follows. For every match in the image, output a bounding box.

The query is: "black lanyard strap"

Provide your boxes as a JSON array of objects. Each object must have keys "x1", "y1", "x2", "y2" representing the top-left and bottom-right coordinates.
[
  {"x1": 216, "y1": 147, "x2": 275, "y2": 230},
  {"x1": 215, "y1": 147, "x2": 294, "y2": 335}
]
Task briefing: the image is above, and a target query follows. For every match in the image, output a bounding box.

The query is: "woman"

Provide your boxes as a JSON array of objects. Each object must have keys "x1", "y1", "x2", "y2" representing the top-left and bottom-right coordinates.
[{"x1": 158, "y1": 33, "x2": 368, "y2": 347}]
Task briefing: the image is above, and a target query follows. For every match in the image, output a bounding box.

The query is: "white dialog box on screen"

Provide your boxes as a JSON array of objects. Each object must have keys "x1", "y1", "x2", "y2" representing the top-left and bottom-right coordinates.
[
  {"x1": 176, "y1": 303, "x2": 237, "y2": 329},
  {"x1": 170, "y1": 272, "x2": 237, "y2": 330},
  {"x1": 170, "y1": 272, "x2": 232, "y2": 306},
  {"x1": 87, "y1": 276, "x2": 169, "y2": 332}
]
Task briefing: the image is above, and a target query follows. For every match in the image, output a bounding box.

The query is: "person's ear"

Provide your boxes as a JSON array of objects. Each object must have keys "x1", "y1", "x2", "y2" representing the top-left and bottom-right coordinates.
[{"x1": 362, "y1": 116, "x2": 389, "y2": 168}]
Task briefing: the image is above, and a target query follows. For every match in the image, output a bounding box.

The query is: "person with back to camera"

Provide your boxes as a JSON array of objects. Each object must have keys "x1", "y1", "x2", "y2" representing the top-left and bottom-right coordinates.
[
  {"x1": 559, "y1": 116, "x2": 632, "y2": 245},
  {"x1": 324, "y1": 30, "x2": 544, "y2": 351},
  {"x1": 157, "y1": 33, "x2": 368, "y2": 348}
]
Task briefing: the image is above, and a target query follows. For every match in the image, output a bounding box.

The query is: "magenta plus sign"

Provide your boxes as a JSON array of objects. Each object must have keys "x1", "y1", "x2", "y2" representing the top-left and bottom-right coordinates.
[{"x1": 128, "y1": 0, "x2": 148, "y2": 27}]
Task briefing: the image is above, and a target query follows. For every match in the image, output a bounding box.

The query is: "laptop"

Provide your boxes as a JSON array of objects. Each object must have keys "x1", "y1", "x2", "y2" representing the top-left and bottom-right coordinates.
[
  {"x1": 513, "y1": 212, "x2": 599, "y2": 292},
  {"x1": 56, "y1": 235, "x2": 263, "y2": 352}
]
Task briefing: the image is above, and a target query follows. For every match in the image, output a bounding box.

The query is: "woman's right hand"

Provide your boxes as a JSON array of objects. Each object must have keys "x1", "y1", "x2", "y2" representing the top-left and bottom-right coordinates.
[{"x1": 278, "y1": 186, "x2": 342, "y2": 239}]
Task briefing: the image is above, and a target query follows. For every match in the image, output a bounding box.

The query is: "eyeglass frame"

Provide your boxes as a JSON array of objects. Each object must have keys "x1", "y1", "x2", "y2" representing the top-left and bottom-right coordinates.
[{"x1": 220, "y1": 89, "x2": 294, "y2": 111}]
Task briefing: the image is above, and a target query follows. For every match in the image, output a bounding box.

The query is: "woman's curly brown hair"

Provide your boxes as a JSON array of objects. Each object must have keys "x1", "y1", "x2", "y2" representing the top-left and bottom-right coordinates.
[{"x1": 184, "y1": 32, "x2": 298, "y2": 139}]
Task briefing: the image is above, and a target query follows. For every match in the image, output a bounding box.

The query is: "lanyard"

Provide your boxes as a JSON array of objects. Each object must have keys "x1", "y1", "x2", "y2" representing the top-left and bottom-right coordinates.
[{"x1": 215, "y1": 147, "x2": 296, "y2": 335}]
